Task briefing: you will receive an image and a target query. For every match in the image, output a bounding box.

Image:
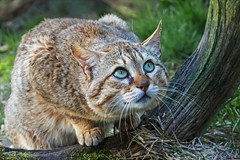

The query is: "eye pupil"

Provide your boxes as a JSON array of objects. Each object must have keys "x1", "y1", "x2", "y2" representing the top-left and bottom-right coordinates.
[
  {"x1": 113, "y1": 67, "x2": 128, "y2": 79},
  {"x1": 143, "y1": 61, "x2": 155, "y2": 73}
]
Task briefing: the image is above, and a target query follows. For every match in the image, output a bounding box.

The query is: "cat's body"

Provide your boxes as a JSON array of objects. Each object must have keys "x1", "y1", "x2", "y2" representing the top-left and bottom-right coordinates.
[{"x1": 4, "y1": 14, "x2": 167, "y2": 149}]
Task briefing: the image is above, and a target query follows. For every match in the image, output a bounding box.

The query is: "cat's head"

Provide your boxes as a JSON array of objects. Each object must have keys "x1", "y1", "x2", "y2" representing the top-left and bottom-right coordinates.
[{"x1": 72, "y1": 23, "x2": 168, "y2": 121}]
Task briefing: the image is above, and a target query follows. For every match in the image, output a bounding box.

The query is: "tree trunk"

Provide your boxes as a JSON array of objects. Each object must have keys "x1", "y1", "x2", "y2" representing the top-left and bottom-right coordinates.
[
  {"x1": 148, "y1": 0, "x2": 240, "y2": 140},
  {"x1": 2, "y1": 0, "x2": 240, "y2": 159}
]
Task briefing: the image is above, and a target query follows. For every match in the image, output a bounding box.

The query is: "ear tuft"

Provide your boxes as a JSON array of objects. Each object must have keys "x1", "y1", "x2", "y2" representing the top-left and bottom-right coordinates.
[{"x1": 142, "y1": 21, "x2": 162, "y2": 57}]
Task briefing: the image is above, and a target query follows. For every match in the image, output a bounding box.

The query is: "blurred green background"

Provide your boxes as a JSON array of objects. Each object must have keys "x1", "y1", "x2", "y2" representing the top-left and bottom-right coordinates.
[{"x1": 0, "y1": 0, "x2": 239, "y2": 136}]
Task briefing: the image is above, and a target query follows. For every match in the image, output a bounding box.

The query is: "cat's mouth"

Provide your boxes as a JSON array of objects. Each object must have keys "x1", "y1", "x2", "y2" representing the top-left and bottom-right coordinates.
[{"x1": 136, "y1": 94, "x2": 151, "y2": 103}]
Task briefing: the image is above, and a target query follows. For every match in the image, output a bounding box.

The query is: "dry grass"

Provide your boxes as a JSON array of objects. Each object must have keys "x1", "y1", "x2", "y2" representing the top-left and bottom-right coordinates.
[{"x1": 118, "y1": 123, "x2": 239, "y2": 160}]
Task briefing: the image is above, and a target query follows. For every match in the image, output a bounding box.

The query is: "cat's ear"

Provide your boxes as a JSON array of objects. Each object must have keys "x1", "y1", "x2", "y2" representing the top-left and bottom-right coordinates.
[
  {"x1": 142, "y1": 21, "x2": 162, "y2": 57},
  {"x1": 71, "y1": 42, "x2": 100, "y2": 81}
]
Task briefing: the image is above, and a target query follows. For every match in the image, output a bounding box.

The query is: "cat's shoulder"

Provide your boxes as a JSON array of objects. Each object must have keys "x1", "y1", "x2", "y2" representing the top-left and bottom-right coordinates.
[{"x1": 98, "y1": 14, "x2": 130, "y2": 31}]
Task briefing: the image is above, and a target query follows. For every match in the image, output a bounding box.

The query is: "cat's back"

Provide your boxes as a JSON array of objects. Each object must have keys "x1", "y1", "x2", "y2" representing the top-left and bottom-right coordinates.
[{"x1": 20, "y1": 14, "x2": 139, "y2": 49}]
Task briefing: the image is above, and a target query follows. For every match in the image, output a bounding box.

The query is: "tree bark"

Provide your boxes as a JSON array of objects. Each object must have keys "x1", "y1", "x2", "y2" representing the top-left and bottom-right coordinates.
[
  {"x1": 148, "y1": 0, "x2": 240, "y2": 140},
  {"x1": 2, "y1": 0, "x2": 240, "y2": 158}
]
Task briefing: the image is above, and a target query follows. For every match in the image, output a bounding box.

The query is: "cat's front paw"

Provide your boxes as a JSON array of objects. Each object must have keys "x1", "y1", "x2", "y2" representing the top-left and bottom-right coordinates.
[
  {"x1": 77, "y1": 127, "x2": 103, "y2": 146},
  {"x1": 115, "y1": 113, "x2": 141, "y2": 131}
]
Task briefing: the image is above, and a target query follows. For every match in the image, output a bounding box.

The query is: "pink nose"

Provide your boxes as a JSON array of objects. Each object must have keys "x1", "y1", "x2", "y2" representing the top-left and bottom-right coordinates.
[{"x1": 136, "y1": 78, "x2": 150, "y2": 93}]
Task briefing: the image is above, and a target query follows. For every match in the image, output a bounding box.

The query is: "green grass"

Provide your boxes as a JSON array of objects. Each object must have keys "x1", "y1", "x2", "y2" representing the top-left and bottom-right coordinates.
[
  {"x1": 0, "y1": 29, "x2": 17, "y2": 125},
  {"x1": 72, "y1": 149, "x2": 116, "y2": 160},
  {"x1": 0, "y1": 15, "x2": 44, "y2": 83},
  {"x1": 0, "y1": 147, "x2": 33, "y2": 160},
  {"x1": 0, "y1": 33, "x2": 16, "y2": 83},
  {"x1": 214, "y1": 89, "x2": 240, "y2": 132}
]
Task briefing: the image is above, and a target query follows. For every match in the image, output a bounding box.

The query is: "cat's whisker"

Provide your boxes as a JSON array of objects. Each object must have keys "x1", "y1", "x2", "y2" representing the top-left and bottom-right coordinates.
[
  {"x1": 104, "y1": 94, "x2": 121, "y2": 111},
  {"x1": 106, "y1": 98, "x2": 124, "y2": 116},
  {"x1": 160, "y1": 87, "x2": 188, "y2": 96},
  {"x1": 167, "y1": 81, "x2": 184, "y2": 85},
  {"x1": 155, "y1": 95, "x2": 176, "y2": 130},
  {"x1": 129, "y1": 108, "x2": 134, "y2": 130},
  {"x1": 118, "y1": 102, "x2": 128, "y2": 131},
  {"x1": 158, "y1": 93, "x2": 182, "y2": 106},
  {"x1": 159, "y1": 87, "x2": 196, "y2": 101},
  {"x1": 123, "y1": 103, "x2": 130, "y2": 132},
  {"x1": 129, "y1": 108, "x2": 138, "y2": 133},
  {"x1": 157, "y1": 91, "x2": 193, "y2": 111},
  {"x1": 123, "y1": 92, "x2": 137, "y2": 102},
  {"x1": 166, "y1": 81, "x2": 188, "y2": 89},
  {"x1": 155, "y1": 89, "x2": 199, "y2": 130},
  {"x1": 105, "y1": 96, "x2": 119, "y2": 113},
  {"x1": 116, "y1": 103, "x2": 125, "y2": 140},
  {"x1": 158, "y1": 87, "x2": 200, "y2": 108}
]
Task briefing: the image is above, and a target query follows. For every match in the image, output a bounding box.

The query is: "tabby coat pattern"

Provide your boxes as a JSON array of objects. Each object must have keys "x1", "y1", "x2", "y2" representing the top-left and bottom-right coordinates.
[{"x1": 4, "y1": 14, "x2": 168, "y2": 149}]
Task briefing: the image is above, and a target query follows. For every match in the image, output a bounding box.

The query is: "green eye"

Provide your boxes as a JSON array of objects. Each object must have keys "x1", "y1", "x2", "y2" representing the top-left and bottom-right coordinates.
[
  {"x1": 113, "y1": 68, "x2": 128, "y2": 79},
  {"x1": 143, "y1": 61, "x2": 155, "y2": 73}
]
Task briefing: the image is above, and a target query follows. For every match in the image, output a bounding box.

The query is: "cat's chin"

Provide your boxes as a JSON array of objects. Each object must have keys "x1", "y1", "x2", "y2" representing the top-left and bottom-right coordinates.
[
  {"x1": 135, "y1": 94, "x2": 151, "y2": 103},
  {"x1": 130, "y1": 97, "x2": 157, "y2": 112}
]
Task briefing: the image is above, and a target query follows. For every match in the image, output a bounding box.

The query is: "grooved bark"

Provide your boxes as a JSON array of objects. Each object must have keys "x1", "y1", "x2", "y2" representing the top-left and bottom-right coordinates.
[
  {"x1": 149, "y1": 0, "x2": 240, "y2": 140},
  {"x1": 2, "y1": 0, "x2": 240, "y2": 158}
]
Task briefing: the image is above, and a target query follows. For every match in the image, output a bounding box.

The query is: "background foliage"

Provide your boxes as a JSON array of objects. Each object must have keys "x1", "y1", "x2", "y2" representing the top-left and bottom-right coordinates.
[{"x1": 0, "y1": 0, "x2": 239, "y2": 138}]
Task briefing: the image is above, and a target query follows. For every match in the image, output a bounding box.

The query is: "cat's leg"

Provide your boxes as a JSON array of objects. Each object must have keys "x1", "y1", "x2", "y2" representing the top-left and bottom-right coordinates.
[
  {"x1": 68, "y1": 118, "x2": 104, "y2": 146},
  {"x1": 115, "y1": 112, "x2": 141, "y2": 131}
]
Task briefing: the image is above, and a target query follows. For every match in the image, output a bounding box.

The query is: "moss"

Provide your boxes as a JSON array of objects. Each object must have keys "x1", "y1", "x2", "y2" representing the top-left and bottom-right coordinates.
[
  {"x1": 0, "y1": 148, "x2": 35, "y2": 160},
  {"x1": 71, "y1": 149, "x2": 116, "y2": 160}
]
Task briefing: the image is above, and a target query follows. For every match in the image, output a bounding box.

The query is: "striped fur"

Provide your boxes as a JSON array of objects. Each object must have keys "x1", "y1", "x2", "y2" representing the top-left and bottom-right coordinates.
[{"x1": 4, "y1": 14, "x2": 168, "y2": 149}]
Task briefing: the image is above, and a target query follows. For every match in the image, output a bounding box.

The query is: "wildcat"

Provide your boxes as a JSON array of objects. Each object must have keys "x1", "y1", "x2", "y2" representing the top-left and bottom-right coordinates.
[{"x1": 4, "y1": 14, "x2": 168, "y2": 149}]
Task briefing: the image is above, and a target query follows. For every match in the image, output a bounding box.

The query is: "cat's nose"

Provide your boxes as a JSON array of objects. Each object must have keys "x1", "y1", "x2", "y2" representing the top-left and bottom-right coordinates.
[{"x1": 136, "y1": 78, "x2": 150, "y2": 93}]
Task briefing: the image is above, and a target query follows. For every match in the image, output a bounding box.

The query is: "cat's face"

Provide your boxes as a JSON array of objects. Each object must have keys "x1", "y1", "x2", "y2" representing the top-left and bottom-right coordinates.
[{"x1": 72, "y1": 24, "x2": 168, "y2": 121}]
